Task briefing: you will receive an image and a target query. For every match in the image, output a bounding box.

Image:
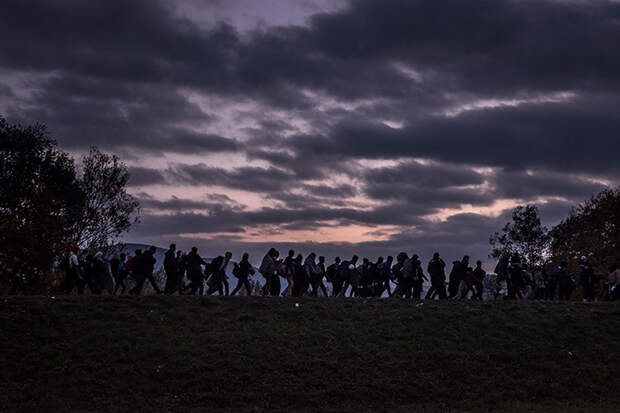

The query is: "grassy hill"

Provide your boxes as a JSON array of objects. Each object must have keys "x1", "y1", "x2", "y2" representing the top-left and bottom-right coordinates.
[{"x1": 1, "y1": 297, "x2": 619, "y2": 412}]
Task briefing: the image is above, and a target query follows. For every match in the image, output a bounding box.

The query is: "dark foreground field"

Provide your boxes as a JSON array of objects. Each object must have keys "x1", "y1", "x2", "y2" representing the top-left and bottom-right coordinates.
[{"x1": 1, "y1": 297, "x2": 619, "y2": 412}]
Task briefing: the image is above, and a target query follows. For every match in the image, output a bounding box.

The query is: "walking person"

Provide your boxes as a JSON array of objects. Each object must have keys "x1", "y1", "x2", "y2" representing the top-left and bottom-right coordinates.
[
  {"x1": 425, "y1": 253, "x2": 447, "y2": 300},
  {"x1": 206, "y1": 252, "x2": 232, "y2": 296},
  {"x1": 131, "y1": 247, "x2": 161, "y2": 295},
  {"x1": 183, "y1": 247, "x2": 207, "y2": 295},
  {"x1": 310, "y1": 255, "x2": 329, "y2": 297},
  {"x1": 282, "y1": 250, "x2": 296, "y2": 297},
  {"x1": 163, "y1": 244, "x2": 178, "y2": 295},
  {"x1": 259, "y1": 248, "x2": 280, "y2": 296},
  {"x1": 231, "y1": 253, "x2": 255, "y2": 296},
  {"x1": 113, "y1": 253, "x2": 129, "y2": 295}
]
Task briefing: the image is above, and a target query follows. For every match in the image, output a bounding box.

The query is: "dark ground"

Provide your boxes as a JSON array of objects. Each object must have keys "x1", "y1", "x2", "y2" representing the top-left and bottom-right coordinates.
[{"x1": 0, "y1": 296, "x2": 619, "y2": 412}]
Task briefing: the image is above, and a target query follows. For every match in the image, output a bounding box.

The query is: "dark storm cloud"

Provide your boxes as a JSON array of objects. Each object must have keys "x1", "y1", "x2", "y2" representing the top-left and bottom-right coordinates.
[
  {"x1": 169, "y1": 164, "x2": 297, "y2": 192},
  {"x1": 492, "y1": 170, "x2": 607, "y2": 201},
  {"x1": 127, "y1": 167, "x2": 168, "y2": 187},
  {"x1": 364, "y1": 161, "x2": 485, "y2": 189},
  {"x1": 4, "y1": 0, "x2": 619, "y2": 108},
  {"x1": 290, "y1": 95, "x2": 620, "y2": 176}
]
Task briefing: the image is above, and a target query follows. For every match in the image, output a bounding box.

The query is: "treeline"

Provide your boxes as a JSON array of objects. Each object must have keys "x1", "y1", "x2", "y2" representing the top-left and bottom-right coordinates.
[
  {"x1": 0, "y1": 117, "x2": 139, "y2": 277},
  {"x1": 489, "y1": 191, "x2": 620, "y2": 276}
]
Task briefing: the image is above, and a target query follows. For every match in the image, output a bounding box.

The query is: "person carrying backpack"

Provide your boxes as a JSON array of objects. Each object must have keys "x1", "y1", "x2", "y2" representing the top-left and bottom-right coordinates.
[{"x1": 231, "y1": 252, "x2": 255, "y2": 296}]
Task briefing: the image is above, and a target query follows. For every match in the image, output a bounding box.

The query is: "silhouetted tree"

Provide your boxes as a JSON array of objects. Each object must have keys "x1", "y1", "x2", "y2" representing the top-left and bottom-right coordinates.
[
  {"x1": 550, "y1": 187, "x2": 620, "y2": 267},
  {"x1": 0, "y1": 117, "x2": 83, "y2": 271},
  {"x1": 490, "y1": 205, "x2": 549, "y2": 267},
  {"x1": 1, "y1": 118, "x2": 140, "y2": 274},
  {"x1": 73, "y1": 147, "x2": 140, "y2": 251}
]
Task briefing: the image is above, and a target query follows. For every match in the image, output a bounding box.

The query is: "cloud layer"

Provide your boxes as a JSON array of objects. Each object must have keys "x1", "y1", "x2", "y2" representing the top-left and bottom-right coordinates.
[{"x1": 2, "y1": 0, "x2": 618, "y2": 264}]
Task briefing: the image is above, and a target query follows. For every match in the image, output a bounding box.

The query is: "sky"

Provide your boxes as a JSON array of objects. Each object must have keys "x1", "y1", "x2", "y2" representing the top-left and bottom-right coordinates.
[{"x1": 1, "y1": 0, "x2": 619, "y2": 266}]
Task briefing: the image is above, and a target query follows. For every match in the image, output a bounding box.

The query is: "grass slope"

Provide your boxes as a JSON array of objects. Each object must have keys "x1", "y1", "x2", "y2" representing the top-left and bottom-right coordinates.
[{"x1": 1, "y1": 297, "x2": 619, "y2": 412}]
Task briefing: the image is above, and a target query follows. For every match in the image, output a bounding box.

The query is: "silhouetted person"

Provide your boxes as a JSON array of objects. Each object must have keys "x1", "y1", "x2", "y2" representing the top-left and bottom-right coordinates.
[
  {"x1": 132, "y1": 247, "x2": 161, "y2": 295},
  {"x1": 578, "y1": 256, "x2": 596, "y2": 302},
  {"x1": 340, "y1": 255, "x2": 359, "y2": 297},
  {"x1": 207, "y1": 252, "x2": 232, "y2": 296},
  {"x1": 377, "y1": 256, "x2": 393, "y2": 296},
  {"x1": 425, "y1": 252, "x2": 447, "y2": 300},
  {"x1": 448, "y1": 260, "x2": 461, "y2": 298},
  {"x1": 411, "y1": 255, "x2": 427, "y2": 299},
  {"x1": 327, "y1": 257, "x2": 342, "y2": 296},
  {"x1": 555, "y1": 262, "x2": 574, "y2": 300},
  {"x1": 62, "y1": 245, "x2": 85, "y2": 295},
  {"x1": 305, "y1": 253, "x2": 327, "y2": 296},
  {"x1": 392, "y1": 252, "x2": 411, "y2": 298},
  {"x1": 311, "y1": 255, "x2": 329, "y2": 296},
  {"x1": 507, "y1": 254, "x2": 524, "y2": 300},
  {"x1": 231, "y1": 252, "x2": 255, "y2": 296},
  {"x1": 292, "y1": 254, "x2": 308, "y2": 296},
  {"x1": 472, "y1": 260, "x2": 485, "y2": 300},
  {"x1": 184, "y1": 247, "x2": 207, "y2": 295},
  {"x1": 113, "y1": 253, "x2": 129, "y2": 295},
  {"x1": 163, "y1": 244, "x2": 178, "y2": 295},
  {"x1": 259, "y1": 248, "x2": 280, "y2": 296},
  {"x1": 282, "y1": 249, "x2": 296, "y2": 296}
]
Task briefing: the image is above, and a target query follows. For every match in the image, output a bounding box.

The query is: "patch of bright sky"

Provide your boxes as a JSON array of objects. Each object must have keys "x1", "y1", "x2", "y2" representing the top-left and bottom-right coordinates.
[
  {"x1": 198, "y1": 223, "x2": 402, "y2": 243},
  {"x1": 443, "y1": 91, "x2": 577, "y2": 117},
  {"x1": 169, "y1": 0, "x2": 349, "y2": 31},
  {"x1": 392, "y1": 62, "x2": 423, "y2": 82}
]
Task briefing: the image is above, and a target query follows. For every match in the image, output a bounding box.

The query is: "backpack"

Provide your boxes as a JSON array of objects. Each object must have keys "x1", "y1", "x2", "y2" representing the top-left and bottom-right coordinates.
[
  {"x1": 125, "y1": 256, "x2": 134, "y2": 272},
  {"x1": 232, "y1": 263, "x2": 240, "y2": 278}
]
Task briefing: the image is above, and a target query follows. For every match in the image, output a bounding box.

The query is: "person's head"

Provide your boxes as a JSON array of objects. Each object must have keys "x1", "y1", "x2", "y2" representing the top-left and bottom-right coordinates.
[
  {"x1": 120, "y1": 253, "x2": 126, "y2": 260},
  {"x1": 462, "y1": 255, "x2": 469, "y2": 263},
  {"x1": 318, "y1": 256, "x2": 325, "y2": 263},
  {"x1": 170, "y1": 243, "x2": 176, "y2": 250},
  {"x1": 377, "y1": 256, "x2": 384, "y2": 264},
  {"x1": 135, "y1": 249, "x2": 142, "y2": 256},
  {"x1": 433, "y1": 252, "x2": 440, "y2": 259},
  {"x1": 308, "y1": 252, "x2": 316, "y2": 260},
  {"x1": 274, "y1": 249, "x2": 280, "y2": 259},
  {"x1": 288, "y1": 249, "x2": 295, "y2": 257},
  {"x1": 397, "y1": 252, "x2": 408, "y2": 263},
  {"x1": 242, "y1": 252, "x2": 249, "y2": 260},
  {"x1": 335, "y1": 256, "x2": 341, "y2": 264},
  {"x1": 351, "y1": 255, "x2": 358, "y2": 263},
  {"x1": 225, "y1": 251, "x2": 232, "y2": 259},
  {"x1": 149, "y1": 246, "x2": 156, "y2": 253},
  {"x1": 295, "y1": 254, "x2": 303, "y2": 262},
  {"x1": 191, "y1": 247, "x2": 198, "y2": 254},
  {"x1": 176, "y1": 251, "x2": 182, "y2": 257},
  {"x1": 412, "y1": 254, "x2": 418, "y2": 261}
]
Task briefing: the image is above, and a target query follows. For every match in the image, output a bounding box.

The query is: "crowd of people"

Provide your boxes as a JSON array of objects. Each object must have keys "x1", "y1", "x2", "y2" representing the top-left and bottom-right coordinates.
[{"x1": 3, "y1": 244, "x2": 620, "y2": 302}]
